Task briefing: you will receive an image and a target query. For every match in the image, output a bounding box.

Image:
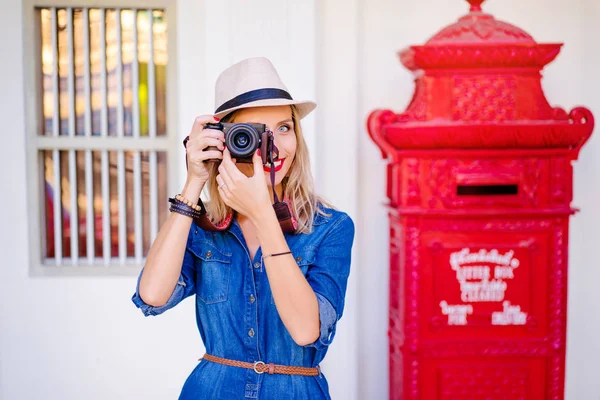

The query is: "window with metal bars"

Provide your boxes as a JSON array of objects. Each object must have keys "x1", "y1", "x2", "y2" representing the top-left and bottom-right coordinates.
[{"x1": 32, "y1": 6, "x2": 171, "y2": 270}]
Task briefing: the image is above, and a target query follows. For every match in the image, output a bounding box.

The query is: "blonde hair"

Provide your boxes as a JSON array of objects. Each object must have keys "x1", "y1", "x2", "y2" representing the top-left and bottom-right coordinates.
[{"x1": 205, "y1": 105, "x2": 333, "y2": 234}]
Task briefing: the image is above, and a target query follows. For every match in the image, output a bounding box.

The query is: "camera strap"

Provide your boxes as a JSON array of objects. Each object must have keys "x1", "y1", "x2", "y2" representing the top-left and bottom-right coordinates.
[
  {"x1": 182, "y1": 131, "x2": 297, "y2": 234},
  {"x1": 265, "y1": 131, "x2": 298, "y2": 233}
]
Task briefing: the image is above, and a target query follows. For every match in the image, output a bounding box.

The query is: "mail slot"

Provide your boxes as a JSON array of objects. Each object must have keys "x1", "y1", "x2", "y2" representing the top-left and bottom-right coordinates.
[{"x1": 456, "y1": 184, "x2": 518, "y2": 196}]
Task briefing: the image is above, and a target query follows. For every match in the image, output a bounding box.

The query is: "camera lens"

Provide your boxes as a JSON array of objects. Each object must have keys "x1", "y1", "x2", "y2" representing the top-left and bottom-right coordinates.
[
  {"x1": 226, "y1": 124, "x2": 261, "y2": 159},
  {"x1": 234, "y1": 132, "x2": 250, "y2": 149}
]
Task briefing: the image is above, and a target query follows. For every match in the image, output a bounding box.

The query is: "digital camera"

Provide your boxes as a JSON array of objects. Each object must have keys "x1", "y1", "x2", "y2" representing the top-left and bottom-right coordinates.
[{"x1": 204, "y1": 122, "x2": 276, "y2": 164}]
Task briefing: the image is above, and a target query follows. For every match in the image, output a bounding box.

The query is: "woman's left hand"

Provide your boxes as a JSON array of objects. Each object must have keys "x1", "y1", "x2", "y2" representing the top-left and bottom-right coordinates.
[{"x1": 216, "y1": 148, "x2": 272, "y2": 221}]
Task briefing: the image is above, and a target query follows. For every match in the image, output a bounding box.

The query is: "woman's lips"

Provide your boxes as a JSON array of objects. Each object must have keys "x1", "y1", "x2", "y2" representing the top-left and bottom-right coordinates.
[{"x1": 263, "y1": 158, "x2": 285, "y2": 173}]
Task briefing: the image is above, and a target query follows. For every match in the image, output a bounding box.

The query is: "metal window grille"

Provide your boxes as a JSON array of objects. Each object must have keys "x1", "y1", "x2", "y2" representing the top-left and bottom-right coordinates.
[{"x1": 35, "y1": 7, "x2": 170, "y2": 268}]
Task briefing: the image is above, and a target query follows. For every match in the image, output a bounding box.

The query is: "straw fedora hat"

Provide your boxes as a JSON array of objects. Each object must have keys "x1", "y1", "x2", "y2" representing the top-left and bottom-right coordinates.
[{"x1": 213, "y1": 57, "x2": 317, "y2": 120}]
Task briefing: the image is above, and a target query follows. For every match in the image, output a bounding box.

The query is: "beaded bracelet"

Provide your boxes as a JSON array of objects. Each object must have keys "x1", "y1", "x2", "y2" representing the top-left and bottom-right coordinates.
[
  {"x1": 169, "y1": 196, "x2": 196, "y2": 209},
  {"x1": 174, "y1": 194, "x2": 202, "y2": 212},
  {"x1": 169, "y1": 195, "x2": 208, "y2": 215}
]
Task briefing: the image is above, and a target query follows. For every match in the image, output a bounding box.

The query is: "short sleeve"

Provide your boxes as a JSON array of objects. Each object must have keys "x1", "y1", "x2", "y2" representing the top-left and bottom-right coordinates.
[
  {"x1": 303, "y1": 214, "x2": 355, "y2": 350},
  {"x1": 131, "y1": 228, "x2": 197, "y2": 316}
]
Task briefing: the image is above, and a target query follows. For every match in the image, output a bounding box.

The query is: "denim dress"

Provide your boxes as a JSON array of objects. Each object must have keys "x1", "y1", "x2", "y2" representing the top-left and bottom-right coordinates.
[{"x1": 132, "y1": 204, "x2": 355, "y2": 399}]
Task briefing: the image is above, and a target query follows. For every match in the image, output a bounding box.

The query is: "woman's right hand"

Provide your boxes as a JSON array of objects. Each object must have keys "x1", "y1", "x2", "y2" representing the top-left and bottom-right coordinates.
[{"x1": 185, "y1": 115, "x2": 226, "y2": 184}]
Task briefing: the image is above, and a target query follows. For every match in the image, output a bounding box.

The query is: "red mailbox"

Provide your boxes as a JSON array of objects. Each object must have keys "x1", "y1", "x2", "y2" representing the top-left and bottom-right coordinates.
[{"x1": 366, "y1": 1, "x2": 594, "y2": 399}]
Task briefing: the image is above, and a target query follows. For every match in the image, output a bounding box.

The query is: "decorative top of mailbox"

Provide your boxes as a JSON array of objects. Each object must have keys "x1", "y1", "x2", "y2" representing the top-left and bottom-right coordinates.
[
  {"x1": 400, "y1": 0, "x2": 561, "y2": 71},
  {"x1": 367, "y1": 0, "x2": 594, "y2": 155},
  {"x1": 427, "y1": 0, "x2": 535, "y2": 45}
]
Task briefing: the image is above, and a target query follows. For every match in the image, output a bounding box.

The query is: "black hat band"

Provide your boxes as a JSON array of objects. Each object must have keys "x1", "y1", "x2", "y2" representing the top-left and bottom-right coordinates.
[{"x1": 215, "y1": 88, "x2": 293, "y2": 114}]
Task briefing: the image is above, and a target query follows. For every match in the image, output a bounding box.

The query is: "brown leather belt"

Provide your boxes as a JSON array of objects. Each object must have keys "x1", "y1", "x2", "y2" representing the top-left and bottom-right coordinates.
[{"x1": 200, "y1": 354, "x2": 320, "y2": 377}]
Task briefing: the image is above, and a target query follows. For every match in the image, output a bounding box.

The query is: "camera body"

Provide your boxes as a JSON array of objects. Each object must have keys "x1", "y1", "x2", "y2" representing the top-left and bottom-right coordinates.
[{"x1": 204, "y1": 122, "x2": 272, "y2": 164}]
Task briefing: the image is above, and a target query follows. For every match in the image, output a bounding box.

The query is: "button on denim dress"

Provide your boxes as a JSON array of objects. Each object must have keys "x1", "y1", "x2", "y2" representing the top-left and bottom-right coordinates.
[{"x1": 132, "y1": 204, "x2": 355, "y2": 399}]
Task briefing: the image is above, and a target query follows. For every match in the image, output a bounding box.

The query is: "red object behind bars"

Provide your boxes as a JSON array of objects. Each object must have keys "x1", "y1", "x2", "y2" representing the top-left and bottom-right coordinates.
[{"x1": 366, "y1": 1, "x2": 594, "y2": 399}]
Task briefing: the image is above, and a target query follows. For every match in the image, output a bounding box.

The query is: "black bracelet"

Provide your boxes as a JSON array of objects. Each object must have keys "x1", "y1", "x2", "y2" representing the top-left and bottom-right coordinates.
[
  {"x1": 172, "y1": 205, "x2": 201, "y2": 219},
  {"x1": 170, "y1": 208, "x2": 195, "y2": 219},
  {"x1": 169, "y1": 206, "x2": 195, "y2": 219},
  {"x1": 170, "y1": 202, "x2": 202, "y2": 219}
]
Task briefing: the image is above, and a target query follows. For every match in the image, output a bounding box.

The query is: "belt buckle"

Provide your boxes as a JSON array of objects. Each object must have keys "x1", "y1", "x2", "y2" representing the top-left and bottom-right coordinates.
[{"x1": 253, "y1": 361, "x2": 266, "y2": 374}]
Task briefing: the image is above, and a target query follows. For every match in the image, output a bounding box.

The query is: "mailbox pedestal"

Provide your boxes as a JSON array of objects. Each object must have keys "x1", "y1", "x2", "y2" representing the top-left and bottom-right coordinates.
[{"x1": 367, "y1": 1, "x2": 594, "y2": 399}]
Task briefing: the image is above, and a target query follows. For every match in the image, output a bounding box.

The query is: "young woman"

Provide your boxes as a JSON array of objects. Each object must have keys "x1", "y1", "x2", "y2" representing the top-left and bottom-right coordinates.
[{"x1": 132, "y1": 57, "x2": 355, "y2": 399}]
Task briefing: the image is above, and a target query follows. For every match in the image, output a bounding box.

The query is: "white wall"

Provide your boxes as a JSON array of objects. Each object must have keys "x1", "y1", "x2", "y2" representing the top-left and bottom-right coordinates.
[{"x1": 1, "y1": 0, "x2": 599, "y2": 399}]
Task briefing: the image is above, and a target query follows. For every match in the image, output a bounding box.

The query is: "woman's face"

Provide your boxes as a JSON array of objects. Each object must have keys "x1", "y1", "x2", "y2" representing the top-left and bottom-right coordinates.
[{"x1": 232, "y1": 105, "x2": 296, "y2": 187}]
